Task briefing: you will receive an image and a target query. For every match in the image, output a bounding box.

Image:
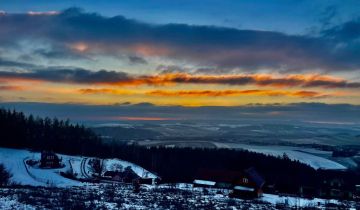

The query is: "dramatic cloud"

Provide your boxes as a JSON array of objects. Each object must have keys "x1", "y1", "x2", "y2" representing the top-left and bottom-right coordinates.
[
  {"x1": 78, "y1": 88, "x2": 331, "y2": 98},
  {"x1": 0, "y1": 85, "x2": 24, "y2": 91},
  {"x1": 0, "y1": 57, "x2": 37, "y2": 68},
  {"x1": 0, "y1": 68, "x2": 130, "y2": 84},
  {"x1": 0, "y1": 8, "x2": 360, "y2": 72},
  {"x1": 147, "y1": 89, "x2": 331, "y2": 98},
  {"x1": 79, "y1": 88, "x2": 134, "y2": 95},
  {"x1": 0, "y1": 69, "x2": 359, "y2": 89},
  {"x1": 322, "y1": 17, "x2": 360, "y2": 42},
  {"x1": 128, "y1": 56, "x2": 147, "y2": 65},
  {"x1": 131, "y1": 73, "x2": 360, "y2": 89}
]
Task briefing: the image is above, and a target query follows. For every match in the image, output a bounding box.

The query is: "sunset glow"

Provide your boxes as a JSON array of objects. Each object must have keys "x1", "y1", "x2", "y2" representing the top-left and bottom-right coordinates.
[{"x1": 0, "y1": 6, "x2": 358, "y2": 106}]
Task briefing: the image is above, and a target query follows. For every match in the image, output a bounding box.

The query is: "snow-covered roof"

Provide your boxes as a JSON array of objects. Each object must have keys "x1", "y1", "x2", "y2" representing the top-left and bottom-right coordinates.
[
  {"x1": 193, "y1": 179, "x2": 216, "y2": 186},
  {"x1": 234, "y1": 185, "x2": 255, "y2": 192}
]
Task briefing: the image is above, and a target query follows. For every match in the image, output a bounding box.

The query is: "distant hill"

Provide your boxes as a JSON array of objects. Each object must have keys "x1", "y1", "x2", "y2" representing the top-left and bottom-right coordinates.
[
  {"x1": 2, "y1": 108, "x2": 357, "y2": 195},
  {"x1": 92, "y1": 126, "x2": 161, "y2": 140}
]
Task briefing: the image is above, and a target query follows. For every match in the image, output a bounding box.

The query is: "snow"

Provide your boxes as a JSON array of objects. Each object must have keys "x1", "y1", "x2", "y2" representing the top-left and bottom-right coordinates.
[
  {"x1": 0, "y1": 196, "x2": 36, "y2": 210},
  {"x1": 261, "y1": 193, "x2": 339, "y2": 207},
  {"x1": 0, "y1": 147, "x2": 354, "y2": 209},
  {"x1": 193, "y1": 179, "x2": 216, "y2": 186},
  {"x1": 223, "y1": 144, "x2": 347, "y2": 170},
  {"x1": 0, "y1": 148, "x2": 44, "y2": 186},
  {"x1": 0, "y1": 147, "x2": 159, "y2": 187},
  {"x1": 102, "y1": 158, "x2": 158, "y2": 179},
  {"x1": 252, "y1": 149, "x2": 346, "y2": 170},
  {"x1": 0, "y1": 148, "x2": 87, "y2": 187},
  {"x1": 234, "y1": 185, "x2": 255, "y2": 191},
  {"x1": 69, "y1": 158, "x2": 83, "y2": 179}
]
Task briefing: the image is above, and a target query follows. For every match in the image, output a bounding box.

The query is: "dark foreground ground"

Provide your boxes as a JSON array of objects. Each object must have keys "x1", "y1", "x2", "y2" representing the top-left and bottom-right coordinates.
[{"x1": 0, "y1": 184, "x2": 358, "y2": 210}]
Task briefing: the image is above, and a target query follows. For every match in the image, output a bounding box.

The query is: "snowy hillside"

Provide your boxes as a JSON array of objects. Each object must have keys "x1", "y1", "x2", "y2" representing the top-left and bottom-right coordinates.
[
  {"x1": 103, "y1": 159, "x2": 158, "y2": 179},
  {"x1": 250, "y1": 149, "x2": 346, "y2": 170},
  {"x1": 220, "y1": 144, "x2": 347, "y2": 170},
  {"x1": 0, "y1": 147, "x2": 357, "y2": 209},
  {"x1": 0, "y1": 147, "x2": 158, "y2": 187}
]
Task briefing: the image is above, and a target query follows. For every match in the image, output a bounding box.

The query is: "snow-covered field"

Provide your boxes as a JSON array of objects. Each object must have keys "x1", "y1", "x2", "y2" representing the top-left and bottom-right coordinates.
[
  {"x1": 0, "y1": 184, "x2": 357, "y2": 209},
  {"x1": 0, "y1": 196, "x2": 36, "y2": 210},
  {"x1": 0, "y1": 147, "x2": 157, "y2": 187},
  {"x1": 251, "y1": 149, "x2": 346, "y2": 170},
  {"x1": 0, "y1": 147, "x2": 357, "y2": 209},
  {"x1": 220, "y1": 143, "x2": 347, "y2": 170}
]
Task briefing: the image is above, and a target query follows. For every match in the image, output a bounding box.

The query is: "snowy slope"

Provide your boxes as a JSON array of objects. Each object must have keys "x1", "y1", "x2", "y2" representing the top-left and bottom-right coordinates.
[
  {"x1": 0, "y1": 148, "x2": 85, "y2": 187},
  {"x1": 103, "y1": 159, "x2": 158, "y2": 179},
  {"x1": 261, "y1": 193, "x2": 339, "y2": 207},
  {"x1": 0, "y1": 147, "x2": 158, "y2": 187},
  {"x1": 222, "y1": 144, "x2": 347, "y2": 170},
  {"x1": 249, "y1": 149, "x2": 346, "y2": 170},
  {"x1": 0, "y1": 148, "x2": 44, "y2": 186}
]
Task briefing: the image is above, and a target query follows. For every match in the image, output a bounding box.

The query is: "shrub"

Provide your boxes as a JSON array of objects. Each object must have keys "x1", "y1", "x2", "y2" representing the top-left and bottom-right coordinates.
[{"x1": 0, "y1": 163, "x2": 12, "y2": 186}]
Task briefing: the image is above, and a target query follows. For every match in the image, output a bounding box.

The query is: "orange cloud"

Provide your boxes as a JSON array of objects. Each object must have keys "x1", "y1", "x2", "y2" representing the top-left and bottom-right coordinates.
[
  {"x1": 147, "y1": 89, "x2": 333, "y2": 98},
  {"x1": 79, "y1": 88, "x2": 134, "y2": 95},
  {"x1": 0, "y1": 70, "x2": 359, "y2": 90},
  {"x1": 107, "y1": 73, "x2": 360, "y2": 89},
  {"x1": 70, "y1": 42, "x2": 89, "y2": 52},
  {"x1": 0, "y1": 85, "x2": 25, "y2": 91},
  {"x1": 131, "y1": 44, "x2": 171, "y2": 56}
]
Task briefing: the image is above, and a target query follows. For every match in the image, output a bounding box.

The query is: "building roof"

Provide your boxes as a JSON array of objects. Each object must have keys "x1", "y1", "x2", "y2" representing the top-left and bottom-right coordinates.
[
  {"x1": 234, "y1": 185, "x2": 255, "y2": 192},
  {"x1": 193, "y1": 179, "x2": 216, "y2": 186},
  {"x1": 245, "y1": 167, "x2": 265, "y2": 188},
  {"x1": 195, "y1": 169, "x2": 245, "y2": 183},
  {"x1": 194, "y1": 167, "x2": 265, "y2": 188}
]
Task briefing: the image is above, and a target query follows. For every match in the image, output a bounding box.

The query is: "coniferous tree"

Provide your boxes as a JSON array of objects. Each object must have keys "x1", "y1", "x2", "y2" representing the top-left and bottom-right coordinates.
[{"x1": 0, "y1": 163, "x2": 12, "y2": 186}]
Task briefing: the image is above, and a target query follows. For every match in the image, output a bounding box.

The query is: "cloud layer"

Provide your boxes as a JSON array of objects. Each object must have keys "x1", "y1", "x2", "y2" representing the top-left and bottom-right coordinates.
[
  {"x1": 0, "y1": 68, "x2": 358, "y2": 89},
  {"x1": 0, "y1": 8, "x2": 359, "y2": 72},
  {"x1": 147, "y1": 89, "x2": 331, "y2": 98}
]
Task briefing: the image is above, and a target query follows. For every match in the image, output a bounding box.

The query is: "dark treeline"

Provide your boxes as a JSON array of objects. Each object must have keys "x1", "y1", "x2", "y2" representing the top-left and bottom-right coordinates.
[
  {"x1": 0, "y1": 108, "x2": 353, "y2": 194},
  {"x1": 0, "y1": 108, "x2": 102, "y2": 155}
]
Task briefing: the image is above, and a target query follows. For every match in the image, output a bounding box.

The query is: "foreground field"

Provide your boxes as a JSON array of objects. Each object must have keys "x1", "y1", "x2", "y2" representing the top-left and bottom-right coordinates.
[
  {"x1": 0, "y1": 184, "x2": 357, "y2": 210},
  {"x1": 0, "y1": 147, "x2": 358, "y2": 209}
]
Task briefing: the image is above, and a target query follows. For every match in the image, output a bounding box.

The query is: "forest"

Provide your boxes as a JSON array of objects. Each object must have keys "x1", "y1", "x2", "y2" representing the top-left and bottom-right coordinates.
[{"x1": 0, "y1": 108, "x2": 356, "y2": 194}]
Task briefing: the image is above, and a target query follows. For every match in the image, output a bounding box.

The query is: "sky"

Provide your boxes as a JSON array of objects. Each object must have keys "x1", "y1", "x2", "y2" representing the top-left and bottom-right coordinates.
[{"x1": 0, "y1": 0, "x2": 360, "y2": 108}]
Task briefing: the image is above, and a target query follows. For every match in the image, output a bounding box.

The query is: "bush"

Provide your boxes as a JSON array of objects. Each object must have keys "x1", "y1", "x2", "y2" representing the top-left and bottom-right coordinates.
[{"x1": 0, "y1": 163, "x2": 12, "y2": 186}]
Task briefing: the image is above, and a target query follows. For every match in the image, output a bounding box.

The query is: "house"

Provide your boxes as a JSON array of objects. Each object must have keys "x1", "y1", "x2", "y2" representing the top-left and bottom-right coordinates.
[
  {"x1": 139, "y1": 178, "x2": 156, "y2": 185},
  {"x1": 355, "y1": 185, "x2": 360, "y2": 201},
  {"x1": 40, "y1": 151, "x2": 61, "y2": 168},
  {"x1": 193, "y1": 179, "x2": 216, "y2": 188},
  {"x1": 299, "y1": 185, "x2": 317, "y2": 198},
  {"x1": 193, "y1": 167, "x2": 265, "y2": 198},
  {"x1": 317, "y1": 169, "x2": 356, "y2": 200},
  {"x1": 104, "y1": 171, "x2": 123, "y2": 181},
  {"x1": 104, "y1": 167, "x2": 140, "y2": 183},
  {"x1": 231, "y1": 167, "x2": 265, "y2": 198}
]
